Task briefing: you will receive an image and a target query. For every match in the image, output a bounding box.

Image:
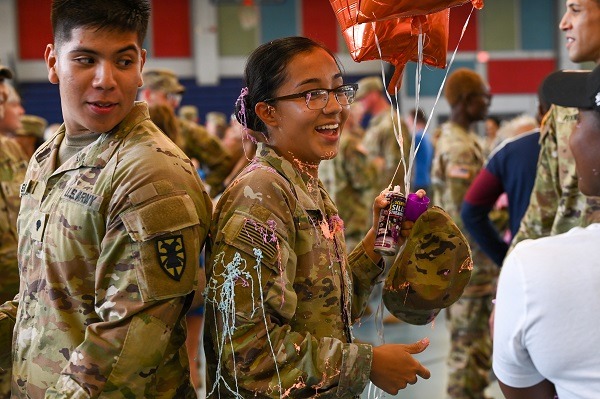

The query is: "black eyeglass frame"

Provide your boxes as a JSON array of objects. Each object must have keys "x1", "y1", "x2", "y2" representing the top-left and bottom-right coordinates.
[{"x1": 263, "y1": 83, "x2": 359, "y2": 110}]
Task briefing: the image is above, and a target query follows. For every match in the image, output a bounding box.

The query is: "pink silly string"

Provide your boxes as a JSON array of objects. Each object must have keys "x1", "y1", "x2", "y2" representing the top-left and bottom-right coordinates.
[{"x1": 235, "y1": 87, "x2": 249, "y2": 132}]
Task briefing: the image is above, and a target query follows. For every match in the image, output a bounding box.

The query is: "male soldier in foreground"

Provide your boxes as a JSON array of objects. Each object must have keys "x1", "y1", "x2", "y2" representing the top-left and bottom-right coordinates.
[
  {"x1": 0, "y1": 1, "x2": 212, "y2": 397},
  {"x1": 0, "y1": 63, "x2": 28, "y2": 399},
  {"x1": 431, "y1": 68, "x2": 496, "y2": 399},
  {"x1": 511, "y1": 0, "x2": 600, "y2": 247},
  {"x1": 139, "y1": 69, "x2": 234, "y2": 197}
]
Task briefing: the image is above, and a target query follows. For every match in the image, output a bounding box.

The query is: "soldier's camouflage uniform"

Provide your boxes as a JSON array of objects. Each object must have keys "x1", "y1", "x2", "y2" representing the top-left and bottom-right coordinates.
[
  {"x1": 178, "y1": 119, "x2": 234, "y2": 198},
  {"x1": 204, "y1": 143, "x2": 383, "y2": 399},
  {"x1": 511, "y1": 105, "x2": 600, "y2": 248},
  {"x1": 333, "y1": 127, "x2": 377, "y2": 252},
  {"x1": 0, "y1": 102, "x2": 212, "y2": 398},
  {"x1": 363, "y1": 110, "x2": 411, "y2": 193},
  {"x1": 431, "y1": 122, "x2": 497, "y2": 399},
  {"x1": 0, "y1": 136, "x2": 28, "y2": 399}
]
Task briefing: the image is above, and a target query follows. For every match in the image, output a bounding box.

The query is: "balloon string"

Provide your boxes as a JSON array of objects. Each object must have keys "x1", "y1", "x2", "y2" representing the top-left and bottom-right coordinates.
[
  {"x1": 420, "y1": 6, "x2": 476, "y2": 139},
  {"x1": 405, "y1": 28, "x2": 425, "y2": 196},
  {"x1": 372, "y1": 23, "x2": 407, "y2": 193}
]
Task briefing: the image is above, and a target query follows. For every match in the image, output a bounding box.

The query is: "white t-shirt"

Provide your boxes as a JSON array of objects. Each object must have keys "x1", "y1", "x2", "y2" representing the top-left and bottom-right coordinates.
[{"x1": 493, "y1": 224, "x2": 600, "y2": 399}]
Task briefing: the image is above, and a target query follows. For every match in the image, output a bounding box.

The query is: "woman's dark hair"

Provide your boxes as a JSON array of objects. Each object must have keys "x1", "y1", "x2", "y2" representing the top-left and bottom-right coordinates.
[{"x1": 235, "y1": 36, "x2": 342, "y2": 134}]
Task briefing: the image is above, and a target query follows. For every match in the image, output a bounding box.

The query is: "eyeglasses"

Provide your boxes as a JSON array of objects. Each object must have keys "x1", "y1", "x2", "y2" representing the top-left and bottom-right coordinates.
[
  {"x1": 264, "y1": 83, "x2": 358, "y2": 110},
  {"x1": 167, "y1": 92, "x2": 182, "y2": 106}
]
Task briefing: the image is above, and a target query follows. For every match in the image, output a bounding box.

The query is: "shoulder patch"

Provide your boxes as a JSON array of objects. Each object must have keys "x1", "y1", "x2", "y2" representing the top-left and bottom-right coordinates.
[{"x1": 156, "y1": 235, "x2": 186, "y2": 281}]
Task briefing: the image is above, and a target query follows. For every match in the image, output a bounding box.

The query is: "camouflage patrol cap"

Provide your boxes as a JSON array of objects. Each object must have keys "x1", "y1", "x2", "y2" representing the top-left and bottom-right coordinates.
[
  {"x1": 178, "y1": 105, "x2": 198, "y2": 121},
  {"x1": 142, "y1": 68, "x2": 185, "y2": 94},
  {"x1": 383, "y1": 206, "x2": 472, "y2": 325},
  {"x1": 16, "y1": 114, "x2": 48, "y2": 138},
  {"x1": 0, "y1": 62, "x2": 12, "y2": 80},
  {"x1": 355, "y1": 76, "x2": 384, "y2": 100}
]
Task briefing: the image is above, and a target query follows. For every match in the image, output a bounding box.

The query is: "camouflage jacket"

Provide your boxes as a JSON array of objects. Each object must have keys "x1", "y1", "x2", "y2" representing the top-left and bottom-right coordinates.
[
  {"x1": 0, "y1": 136, "x2": 28, "y2": 303},
  {"x1": 0, "y1": 102, "x2": 212, "y2": 398},
  {"x1": 511, "y1": 105, "x2": 600, "y2": 249},
  {"x1": 333, "y1": 128, "x2": 377, "y2": 246},
  {"x1": 431, "y1": 122, "x2": 496, "y2": 292},
  {"x1": 363, "y1": 109, "x2": 411, "y2": 192},
  {"x1": 178, "y1": 119, "x2": 234, "y2": 198},
  {"x1": 204, "y1": 143, "x2": 383, "y2": 399}
]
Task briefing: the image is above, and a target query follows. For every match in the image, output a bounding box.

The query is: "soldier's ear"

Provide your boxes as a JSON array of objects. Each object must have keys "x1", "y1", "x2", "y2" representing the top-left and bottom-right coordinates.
[
  {"x1": 255, "y1": 102, "x2": 278, "y2": 128},
  {"x1": 45, "y1": 44, "x2": 59, "y2": 84}
]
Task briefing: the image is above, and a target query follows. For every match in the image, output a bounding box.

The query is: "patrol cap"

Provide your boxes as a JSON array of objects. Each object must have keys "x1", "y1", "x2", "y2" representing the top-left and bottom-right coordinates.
[
  {"x1": 0, "y1": 62, "x2": 12, "y2": 80},
  {"x1": 178, "y1": 105, "x2": 198, "y2": 121},
  {"x1": 16, "y1": 114, "x2": 48, "y2": 138},
  {"x1": 355, "y1": 76, "x2": 384, "y2": 100},
  {"x1": 383, "y1": 206, "x2": 472, "y2": 325},
  {"x1": 142, "y1": 68, "x2": 185, "y2": 94},
  {"x1": 542, "y1": 66, "x2": 600, "y2": 113}
]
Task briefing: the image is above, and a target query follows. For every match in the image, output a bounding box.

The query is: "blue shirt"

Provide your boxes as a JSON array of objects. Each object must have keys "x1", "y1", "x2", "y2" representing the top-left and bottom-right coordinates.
[{"x1": 461, "y1": 129, "x2": 541, "y2": 266}]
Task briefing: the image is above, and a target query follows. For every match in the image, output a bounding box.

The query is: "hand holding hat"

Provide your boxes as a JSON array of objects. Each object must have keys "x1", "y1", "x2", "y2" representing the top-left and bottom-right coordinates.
[{"x1": 383, "y1": 206, "x2": 473, "y2": 325}]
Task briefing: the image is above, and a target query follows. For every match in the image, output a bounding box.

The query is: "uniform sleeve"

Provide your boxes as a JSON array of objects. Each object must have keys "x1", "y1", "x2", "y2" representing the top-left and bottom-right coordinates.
[
  {"x1": 461, "y1": 166, "x2": 508, "y2": 267},
  {"x1": 185, "y1": 124, "x2": 235, "y2": 197},
  {"x1": 0, "y1": 298, "x2": 18, "y2": 369},
  {"x1": 47, "y1": 175, "x2": 211, "y2": 397},
  {"x1": 431, "y1": 138, "x2": 480, "y2": 225},
  {"x1": 510, "y1": 107, "x2": 560, "y2": 250},
  {"x1": 493, "y1": 250, "x2": 545, "y2": 388},
  {"x1": 205, "y1": 173, "x2": 373, "y2": 398},
  {"x1": 347, "y1": 240, "x2": 385, "y2": 322}
]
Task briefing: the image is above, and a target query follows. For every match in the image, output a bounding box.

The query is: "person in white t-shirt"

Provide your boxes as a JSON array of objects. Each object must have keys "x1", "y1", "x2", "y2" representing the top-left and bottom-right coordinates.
[{"x1": 493, "y1": 66, "x2": 600, "y2": 399}]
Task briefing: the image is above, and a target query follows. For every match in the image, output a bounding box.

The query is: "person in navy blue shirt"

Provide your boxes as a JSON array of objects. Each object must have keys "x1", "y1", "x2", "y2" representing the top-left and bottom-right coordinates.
[{"x1": 461, "y1": 95, "x2": 549, "y2": 267}]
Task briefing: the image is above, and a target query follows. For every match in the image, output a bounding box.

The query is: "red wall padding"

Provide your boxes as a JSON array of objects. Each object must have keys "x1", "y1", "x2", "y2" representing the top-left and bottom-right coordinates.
[
  {"x1": 303, "y1": 1, "x2": 338, "y2": 52},
  {"x1": 18, "y1": 0, "x2": 53, "y2": 60},
  {"x1": 448, "y1": 3, "x2": 478, "y2": 52},
  {"x1": 151, "y1": 0, "x2": 192, "y2": 57},
  {"x1": 488, "y1": 58, "x2": 556, "y2": 94}
]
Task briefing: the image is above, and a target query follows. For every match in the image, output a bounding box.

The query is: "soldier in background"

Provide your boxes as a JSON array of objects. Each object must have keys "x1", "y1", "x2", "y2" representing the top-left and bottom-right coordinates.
[
  {"x1": 12, "y1": 114, "x2": 47, "y2": 159},
  {"x1": 179, "y1": 104, "x2": 199, "y2": 124},
  {"x1": 0, "y1": 62, "x2": 28, "y2": 399},
  {"x1": 355, "y1": 76, "x2": 411, "y2": 194},
  {"x1": 205, "y1": 111, "x2": 228, "y2": 140},
  {"x1": 139, "y1": 69, "x2": 234, "y2": 197},
  {"x1": 0, "y1": 2, "x2": 212, "y2": 397},
  {"x1": 430, "y1": 68, "x2": 497, "y2": 399},
  {"x1": 333, "y1": 102, "x2": 377, "y2": 252}
]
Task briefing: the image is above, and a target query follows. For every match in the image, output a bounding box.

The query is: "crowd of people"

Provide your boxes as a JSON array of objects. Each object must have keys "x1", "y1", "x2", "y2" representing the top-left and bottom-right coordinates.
[{"x1": 0, "y1": 0, "x2": 599, "y2": 398}]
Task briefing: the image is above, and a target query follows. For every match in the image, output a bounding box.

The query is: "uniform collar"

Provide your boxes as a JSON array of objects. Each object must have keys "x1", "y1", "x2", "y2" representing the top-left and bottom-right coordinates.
[
  {"x1": 256, "y1": 143, "x2": 338, "y2": 218},
  {"x1": 33, "y1": 102, "x2": 150, "y2": 175}
]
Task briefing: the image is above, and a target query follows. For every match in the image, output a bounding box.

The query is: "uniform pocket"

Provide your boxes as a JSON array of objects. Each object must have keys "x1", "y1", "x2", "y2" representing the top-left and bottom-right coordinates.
[{"x1": 122, "y1": 193, "x2": 201, "y2": 302}]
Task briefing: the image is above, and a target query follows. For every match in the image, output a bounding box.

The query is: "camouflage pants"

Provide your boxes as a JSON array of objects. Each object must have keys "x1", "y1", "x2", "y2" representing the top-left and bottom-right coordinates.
[
  {"x1": 446, "y1": 295, "x2": 493, "y2": 399},
  {"x1": 0, "y1": 367, "x2": 10, "y2": 399}
]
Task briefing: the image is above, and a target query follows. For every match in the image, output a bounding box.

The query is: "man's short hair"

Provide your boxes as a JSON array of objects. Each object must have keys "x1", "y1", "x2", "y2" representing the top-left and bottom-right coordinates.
[
  {"x1": 0, "y1": 62, "x2": 13, "y2": 82},
  {"x1": 409, "y1": 108, "x2": 427, "y2": 125},
  {"x1": 444, "y1": 68, "x2": 486, "y2": 106},
  {"x1": 51, "y1": 0, "x2": 151, "y2": 46}
]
